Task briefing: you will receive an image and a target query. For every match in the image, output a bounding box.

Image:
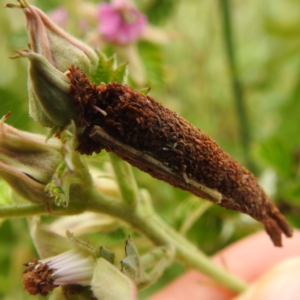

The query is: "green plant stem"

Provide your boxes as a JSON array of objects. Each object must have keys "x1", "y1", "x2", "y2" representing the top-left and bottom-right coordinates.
[
  {"x1": 0, "y1": 202, "x2": 85, "y2": 218},
  {"x1": 0, "y1": 189, "x2": 247, "y2": 293},
  {"x1": 86, "y1": 188, "x2": 248, "y2": 293},
  {"x1": 108, "y1": 152, "x2": 139, "y2": 206},
  {"x1": 103, "y1": 150, "x2": 246, "y2": 292},
  {"x1": 218, "y1": 0, "x2": 257, "y2": 173}
]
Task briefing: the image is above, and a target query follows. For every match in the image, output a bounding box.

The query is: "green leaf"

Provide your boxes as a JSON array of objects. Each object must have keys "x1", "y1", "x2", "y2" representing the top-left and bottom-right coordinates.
[
  {"x1": 110, "y1": 62, "x2": 128, "y2": 83},
  {"x1": 99, "y1": 246, "x2": 115, "y2": 264},
  {"x1": 91, "y1": 53, "x2": 115, "y2": 84},
  {"x1": 0, "y1": 180, "x2": 12, "y2": 206},
  {"x1": 139, "y1": 87, "x2": 151, "y2": 95},
  {"x1": 90, "y1": 53, "x2": 127, "y2": 84},
  {"x1": 121, "y1": 238, "x2": 147, "y2": 284}
]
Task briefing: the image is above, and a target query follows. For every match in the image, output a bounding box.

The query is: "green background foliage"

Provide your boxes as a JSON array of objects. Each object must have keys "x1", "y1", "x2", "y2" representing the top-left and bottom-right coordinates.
[{"x1": 0, "y1": 0, "x2": 299, "y2": 299}]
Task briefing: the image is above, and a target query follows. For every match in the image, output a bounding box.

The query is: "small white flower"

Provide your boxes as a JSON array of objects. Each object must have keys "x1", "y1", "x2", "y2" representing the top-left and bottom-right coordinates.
[
  {"x1": 23, "y1": 249, "x2": 95, "y2": 296},
  {"x1": 41, "y1": 249, "x2": 95, "y2": 286}
]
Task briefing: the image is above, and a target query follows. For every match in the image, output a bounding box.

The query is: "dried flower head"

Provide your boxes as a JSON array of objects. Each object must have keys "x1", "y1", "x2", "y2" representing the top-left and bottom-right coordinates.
[
  {"x1": 22, "y1": 236, "x2": 138, "y2": 299},
  {"x1": 23, "y1": 249, "x2": 95, "y2": 296},
  {"x1": 67, "y1": 66, "x2": 292, "y2": 247}
]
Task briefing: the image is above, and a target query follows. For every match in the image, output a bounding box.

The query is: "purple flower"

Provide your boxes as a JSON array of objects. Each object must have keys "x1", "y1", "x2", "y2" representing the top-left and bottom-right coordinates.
[{"x1": 97, "y1": 0, "x2": 147, "y2": 45}]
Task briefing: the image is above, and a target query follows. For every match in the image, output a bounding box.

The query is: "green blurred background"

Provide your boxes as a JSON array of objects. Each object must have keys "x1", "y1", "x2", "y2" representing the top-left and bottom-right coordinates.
[{"x1": 0, "y1": 0, "x2": 300, "y2": 298}]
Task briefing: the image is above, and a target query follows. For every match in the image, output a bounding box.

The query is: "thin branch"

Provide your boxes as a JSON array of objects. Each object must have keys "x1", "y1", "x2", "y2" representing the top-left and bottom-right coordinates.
[
  {"x1": 108, "y1": 152, "x2": 139, "y2": 206},
  {"x1": 0, "y1": 188, "x2": 248, "y2": 293}
]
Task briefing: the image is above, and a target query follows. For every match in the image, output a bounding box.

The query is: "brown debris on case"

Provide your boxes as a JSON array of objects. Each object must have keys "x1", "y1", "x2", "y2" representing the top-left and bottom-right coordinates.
[{"x1": 67, "y1": 66, "x2": 292, "y2": 247}]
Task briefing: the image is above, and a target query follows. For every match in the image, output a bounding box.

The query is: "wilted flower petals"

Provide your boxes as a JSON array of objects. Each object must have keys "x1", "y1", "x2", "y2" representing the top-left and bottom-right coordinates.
[
  {"x1": 97, "y1": 0, "x2": 147, "y2": 45},
  {"x1": 47, "y1": 212, "x2": 119, "y2": 236},
  {"x1": 28, "y1": 217, "x2": 73, "y2": 259}
]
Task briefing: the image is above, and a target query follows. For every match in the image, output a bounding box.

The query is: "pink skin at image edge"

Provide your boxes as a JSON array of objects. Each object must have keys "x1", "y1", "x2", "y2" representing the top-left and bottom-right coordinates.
[{"x1": 149, "y1": 230, "x2": 300, "y2": 300}]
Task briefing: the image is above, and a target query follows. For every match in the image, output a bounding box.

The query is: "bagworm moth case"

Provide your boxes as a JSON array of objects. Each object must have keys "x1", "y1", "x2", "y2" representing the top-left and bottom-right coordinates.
[{"x1": 68, "y1": 66, "x2": 292, "y2": 247}]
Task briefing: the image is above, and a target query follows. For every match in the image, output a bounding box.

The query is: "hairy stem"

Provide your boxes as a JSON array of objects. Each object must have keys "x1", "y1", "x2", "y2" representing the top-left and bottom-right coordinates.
[
  {"x1": 108, "y1": 152, "x2": 139, "y2": 206},
  {"x1": 0, "y1": 202, "x2": 85, "y2": 218},
  {"x1": 86, "y1": 188, "x2": 248, "y2": 293}
]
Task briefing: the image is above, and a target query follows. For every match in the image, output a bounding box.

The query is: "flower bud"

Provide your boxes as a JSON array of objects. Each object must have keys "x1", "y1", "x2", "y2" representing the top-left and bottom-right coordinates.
[
  {"x1": 6, "y1": 1, "x2": 100, "y2": 127},
  {"x1": 28, "y1": 217, "x2": 72, "y2": 259},
  {"x1": 0, "y1": 114, "x2": 62, "y2": 203},
  {"x1": 17, "y1": 49, "x2": 74, "y2": 127},
  {"x1": 18, "y1": 0, "x2": 98, "y2": 74}
]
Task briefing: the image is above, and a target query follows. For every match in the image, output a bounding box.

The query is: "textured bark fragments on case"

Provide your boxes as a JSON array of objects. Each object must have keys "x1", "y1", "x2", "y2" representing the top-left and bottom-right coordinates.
[
  {"x1": 89, "y1": 126, "x2": 222, "y2": 204},
  {"x1": 67, "y1": 66, "x2": 292, "y2": 247}
]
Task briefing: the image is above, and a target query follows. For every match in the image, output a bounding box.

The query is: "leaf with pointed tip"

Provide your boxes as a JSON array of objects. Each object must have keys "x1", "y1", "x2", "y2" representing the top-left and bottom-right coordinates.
[
  {"x1": 91, "y1": 53, "x2": 115, "y2": 84},
  {"x1": 139, "y1": 87, "x2": 151, "y2": 95},
  {"x1": 99, "y1": 246, "x2": 116, "y2": 264},
  {"x1": 111, "y1": 62, "x2": 128, "y2": 83},
  {"x1": 121, "y1": 238, "x2": 147, "y2": 284},
  {"x1": 90, "y1": 53, "x2": 127, "y2": 85}
]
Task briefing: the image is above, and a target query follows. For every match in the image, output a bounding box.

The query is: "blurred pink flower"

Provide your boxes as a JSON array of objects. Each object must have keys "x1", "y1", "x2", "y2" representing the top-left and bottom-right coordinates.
[
  {"x1": 48, "y1": 7, "x2": 69, "y2": 28},
  {"x1": 97, "y1": 0, "x2": 147, "y2": 45}
]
